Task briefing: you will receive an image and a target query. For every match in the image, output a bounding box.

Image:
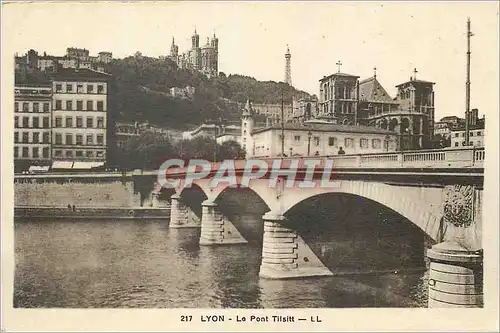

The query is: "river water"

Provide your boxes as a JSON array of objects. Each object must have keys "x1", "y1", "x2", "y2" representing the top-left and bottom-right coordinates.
[{"x1": 14, "y1": 216, "x2": 429, "y2": 308}]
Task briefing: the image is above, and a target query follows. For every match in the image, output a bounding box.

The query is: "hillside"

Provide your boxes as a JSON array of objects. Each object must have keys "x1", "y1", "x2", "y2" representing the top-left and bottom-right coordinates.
[{"x1": 105, "y1": 56, "x2": 312, "y2": 130}]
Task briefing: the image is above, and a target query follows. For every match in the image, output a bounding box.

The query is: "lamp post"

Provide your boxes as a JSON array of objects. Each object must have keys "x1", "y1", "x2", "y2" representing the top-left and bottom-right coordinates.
[
  {"x1": 385, "y1": 135, "x2": 390, "y2": 152},
  {"x1": 307, "y1": 130, "x2": 312, "y2": 156}
]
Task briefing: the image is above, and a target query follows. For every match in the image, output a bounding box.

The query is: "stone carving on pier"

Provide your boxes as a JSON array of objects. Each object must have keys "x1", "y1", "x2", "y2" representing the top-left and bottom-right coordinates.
[{"x1": 443, "y1": 185, "x2": 474, "y2": 227}]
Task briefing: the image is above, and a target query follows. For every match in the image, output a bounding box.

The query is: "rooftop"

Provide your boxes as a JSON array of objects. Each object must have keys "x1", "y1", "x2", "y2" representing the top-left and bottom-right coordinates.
[
  {"x1": 357, "y1": 76, "x2": 396, "y2": 103},
  {"x1": 47, "y1": 68, "x2": 112, "y2": 81},
  {"x1": 320, "y1": 72, "x2": 360, "y2": 81},
  {"x1": 396, "y1": 79, "x2": 435, "y2": 88},
  {"x1": 252, "y1": 122, "x2": 395, "y2": 135}
]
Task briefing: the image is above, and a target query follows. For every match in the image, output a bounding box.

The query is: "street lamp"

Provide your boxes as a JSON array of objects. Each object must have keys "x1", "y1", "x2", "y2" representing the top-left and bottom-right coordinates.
[
  {"x1": 385, "y1": 135, "x2": 390, "y2": 152},
  {"x1": 307, "y1": 130, "x2": 312, "y2": 156}
]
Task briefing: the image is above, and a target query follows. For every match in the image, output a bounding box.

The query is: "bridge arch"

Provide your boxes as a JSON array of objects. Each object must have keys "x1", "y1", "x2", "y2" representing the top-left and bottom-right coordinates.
[{"x1": 279, "y1": 181, "x2": 442, "y2": 241}]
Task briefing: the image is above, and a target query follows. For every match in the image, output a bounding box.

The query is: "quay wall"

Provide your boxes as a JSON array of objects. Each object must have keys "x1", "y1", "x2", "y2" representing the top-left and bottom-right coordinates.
[{"x1": 13, "y1": 176, "x2": 164, "y2": 209}]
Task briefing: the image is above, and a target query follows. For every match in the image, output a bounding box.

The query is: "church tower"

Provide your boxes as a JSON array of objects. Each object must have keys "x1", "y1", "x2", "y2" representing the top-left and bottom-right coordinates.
[
  {"x1": 241, "y1": 99, "x2": 254, "y2": 157},
  {"x1": 170, "y1": 37, "x2": 178, "y2": 62},
  {"x1": 284, "y1": 45, "x2": 292, "y2": 86},
  {"x1": 191, "y1": 28, "x2": 200, "y2": 48}
]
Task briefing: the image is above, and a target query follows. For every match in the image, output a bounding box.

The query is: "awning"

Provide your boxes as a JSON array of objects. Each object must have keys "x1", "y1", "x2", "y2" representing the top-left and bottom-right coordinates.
[
  {"x1": 71, "y1": 162, "x2": 105, "y2": 169},
  {"x1": 72, "y1": 162, "x2": 94, "y2": 169},
  {"x1": 52, "y1": 161, "x2": 74, "y2": 169},
  {"x1": 28, "y1": 165, "x2": 50, "y2": 172}
]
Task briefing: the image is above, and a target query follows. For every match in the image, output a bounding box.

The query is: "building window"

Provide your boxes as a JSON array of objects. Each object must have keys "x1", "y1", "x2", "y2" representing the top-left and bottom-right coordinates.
[
  {"x1": 372, "y1": 139, "x2": 381, "y2": 149},
  {"x1": 477, "y1": 131, "x2": 482, "y2": 136},
  {"x1": 14, "y1": 116, "x2": 19, "y2": 128},
  {"x1": 360, "y1": 138, "x2": 369, "y2": 149},
  {"x1": 87, "y1": 100, "x2": 93, "y2": 111},
  {"x1": 43, "y1": 117, "x2": 49, "y2": 128},
  {"x1": 76, "y1": 135, "x2": 83, "y2": 145},
  {"x1": 66, "y1": 134, "x2": 73, "y2": 145},
  {"x1": 77, "y1": 84, "x2": 84, "y2": 93},
  {"x1": 97, "y1": 85, "x2": 104, "y2": 94},
  {"x1": 66, "y1": 84, "x2": 73, "y2": 93},
  {"x1": 294, "y1": 135, "x2": 301, "y2": 142},
  {"x1": 55, "y1": 100, "x2": 62, "y2": 110},
  {"x1": 54, "y1": 150, "x2": 62, "y2": 157},
  {"x1": 87, "y1": 84, "x2": 94, "y2": 93},
  {"x1": 76, "y1": 150, "x2": 83, "y2": 157},
  {"x1": 454, "y1": 133, "x2": 459, "y2": 137},
  {"x1": 86, "y1": 151, "x2": 93, "y2": 158},
  {"x1": 97, "y1": 134, "x2": 104, "y2": 145},
  {"x1": 14, "y1": 132, "x2": 19, "y2": 143},
  {"x1": 14, "y1": 147, "x2": 19, "y2": 158},
  {"x1": 23, "y1": 102, "x2": 29, "y2": 112},
  {"x1": 97, "y1": 117, "x2": 104, "y2": 128},
  {"x1": 66, "y1": 100, "x2": 73, "y2": 111},
  {"x1": 469, "y1": 131, "x2": 474, "y2": 137},
  {"x1": 86, "y1": 134, "x2": 93, "y2": 145},
  {"x1": 96, "y1": 151, "x2": 104, "y2": 157},
  {"x1": 56, "y1": 84, "x2": 63, "y2": 92},
  {"x1": 43, "y1": 132, "x2": 49, "y2": 143},
  {"x1": 33, "y1": 117, "x2": 39, "y2": 128},
  {"x1": 32, "y1": 147, "x2": 39, "y2": 158},
  {"x1": 66, "y1": 117, "x2": 73, "y2": 128},
  {"x1": 33, "y1": 103, "x2": 39, "y2": 112},
  {"x1": 22, "y1": 132, "x2": 29, "y2": 143},
  {"x1": 86, "y1": 117, "x2": 93, "y2": 128},
  {"x1": 97, "y1": 101, "x2": 104, "y2": 111},
  {"x1": 313, "y1": 137, "x2": 320, "y2": 146},
  {"x1": 43, "y1": 103, "x2": 50, "y2": 112},
  {"x1": 15, "y1": 102, "x2": 19, "y2": 112},
  {"x1": 23, "y1": 117, "x2": 29, "y2": 127},
  {"x1": 22, "y1": 147, "x2": 29, "y2": 157},
  {"x1": 55, "y1": 133, "x2": 62, "y2": 145},
  {"x1": 66, "y1": 150, "x2": 73, "y2": 157},
  {"x1": 55, "y1": 117, "x2": 62, "y2": 127},
  {"x1": 33, "y1": 132, "x2": 39, "y2": 143},
  {"x1": 345, "y1": 138, "x2": 354, "y2": 148},
  {"x1": 42, "y1": 147, "x2": 49, "y2": 158},
  {"x1": 76, "y1": 117, "x2": 83, "y2": 128},
  {"x1": 76, "y1": 101, "x2": 83, "y2": 111}
]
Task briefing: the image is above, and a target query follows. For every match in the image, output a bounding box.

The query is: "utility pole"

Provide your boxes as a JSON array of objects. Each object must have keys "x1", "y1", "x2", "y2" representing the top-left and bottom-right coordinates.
[
  {"x1": 281, "y1": 90, "x2": 285, "y2": 157},
  {"x1": 465, "y1": 17, "x2": 473, "y2": 146}
]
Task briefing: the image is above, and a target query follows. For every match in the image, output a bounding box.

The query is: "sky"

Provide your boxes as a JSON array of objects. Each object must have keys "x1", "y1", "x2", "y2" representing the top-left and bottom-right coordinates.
[{"x1": 3, "y1": 1, "x2": 499, "y2": 121}]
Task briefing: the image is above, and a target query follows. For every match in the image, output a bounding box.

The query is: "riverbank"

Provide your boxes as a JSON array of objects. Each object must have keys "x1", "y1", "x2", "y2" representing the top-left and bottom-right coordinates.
[{"x1": 14, "y1": 206, "x2": 170, "y2": 220}]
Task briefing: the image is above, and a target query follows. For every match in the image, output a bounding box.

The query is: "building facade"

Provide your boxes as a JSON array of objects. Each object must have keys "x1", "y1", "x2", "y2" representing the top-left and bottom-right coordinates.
[
  {"x1": 14, "y1": 83, "x2": 52, "y2": 168},
  {"x1": 169, "y1": 30, "x2": 219, "y2": 78},
  {"x1": 316, "y1": 70, "x2": 436, "y2": 150},
  {"x1": 16, "y1": 48, "x2": 112, "y2": 74},
  {"x1": 450, "y1": 109, "x2": 485, "y2": 148},
  {"x1": 48, "y1": 69, "x2": 111, "y2": 165},
  {"x1": 241, "y1": 99, "x2": 397, "y2": 158}
]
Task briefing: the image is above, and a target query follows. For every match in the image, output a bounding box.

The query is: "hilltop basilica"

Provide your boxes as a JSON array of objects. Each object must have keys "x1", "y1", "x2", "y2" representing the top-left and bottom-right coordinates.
[{"x1": 168, "y1": 29, "x2": 219, "y2": 78}]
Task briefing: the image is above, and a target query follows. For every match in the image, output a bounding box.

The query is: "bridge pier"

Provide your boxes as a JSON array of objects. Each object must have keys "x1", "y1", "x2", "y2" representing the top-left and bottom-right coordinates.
[
  {"x1": 199, "y1": 200, "x2": 247, "y2": 245},
  {"x1": 427, "y1": 242, "x2": 483, "y2": 308},
  {"x1": 259, "y1": 212, "x2": 333, "y2": 279},
  {"x1": 169, "y1": 194, "x2": 201, "y2": 228}
]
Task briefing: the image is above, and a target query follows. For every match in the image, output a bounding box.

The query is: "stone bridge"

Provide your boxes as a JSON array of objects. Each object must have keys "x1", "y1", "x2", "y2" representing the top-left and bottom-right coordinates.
[
  {"x1": 15, "y1": 147, "x2": 485, "y2": 308},
  {"x1": 158, "y1": 147, "x2": 485, "y2": 308}
]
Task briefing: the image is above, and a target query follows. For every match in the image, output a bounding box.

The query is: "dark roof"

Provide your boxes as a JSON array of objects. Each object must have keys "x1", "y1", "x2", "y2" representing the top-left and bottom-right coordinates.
[
  {"x1": 320, "y1": 72, "x2": 360, "y2": 81},
  {"x1": 252, "y1": 122, "x2": 395, "y2": 135},
  {"x1": 47, "y1": 68, "x2": 112, "y2": 81},
  {"x1": 357, "y1": 76, "x2": 395, "y2": 103},
  {"x1": 15, "y1": 72, "x2": 51, "y2": 86},
  {"x1": 396, "y1": 79, "x2": 435, "y2": 88}
]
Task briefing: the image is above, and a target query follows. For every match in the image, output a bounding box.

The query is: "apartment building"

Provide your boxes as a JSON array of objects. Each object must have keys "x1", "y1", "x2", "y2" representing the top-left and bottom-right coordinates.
[
  {"x1": 14, "y1": 81, "x2": 52, "y2": 168},
  {"x1": 48, "y1": 68, "x2": 112, "y2": 166}
]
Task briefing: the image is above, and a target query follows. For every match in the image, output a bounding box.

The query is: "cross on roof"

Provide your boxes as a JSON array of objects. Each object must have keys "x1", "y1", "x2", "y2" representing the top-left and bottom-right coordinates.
[
  {"x1": 413, "y1": 68, "x2": 418, "y2": 80},
  {"x1": 373, "y1": 66, "x2": 377, "y2": 78},
  {"x1": 336, "y1": 60, "x2": 342, "y2": 73}
]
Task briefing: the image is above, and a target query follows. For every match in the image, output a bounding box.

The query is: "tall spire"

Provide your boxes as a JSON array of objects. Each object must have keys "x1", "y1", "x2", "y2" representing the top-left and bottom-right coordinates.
[
  {"x1": 465, "y1": 17, "x2": 474, "y2": 146},
  {"x1": 284, "y1": 44, "x2": 292, "y2": 86}
]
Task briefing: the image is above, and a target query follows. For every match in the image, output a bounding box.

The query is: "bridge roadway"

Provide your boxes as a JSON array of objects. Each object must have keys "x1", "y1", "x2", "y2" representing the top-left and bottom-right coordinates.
[
  {"x1": 14, "y1": 147, "x2": 485, "y2": 308},
  {"x1": 18, "y1": 147, "x2": 485, "y2": 179}
]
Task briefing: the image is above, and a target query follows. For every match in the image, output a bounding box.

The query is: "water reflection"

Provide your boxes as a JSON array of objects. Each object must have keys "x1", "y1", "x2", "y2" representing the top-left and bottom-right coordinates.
[{"x1": 15, "y1": 216, "x2": 428, "y2": 308}]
